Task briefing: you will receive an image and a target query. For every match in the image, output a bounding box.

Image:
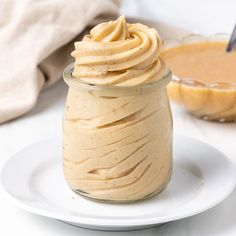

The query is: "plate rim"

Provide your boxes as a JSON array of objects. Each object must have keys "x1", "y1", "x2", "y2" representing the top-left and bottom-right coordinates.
[{"x1": 1, "y1": 135, "x2": 236, "y2": 229}]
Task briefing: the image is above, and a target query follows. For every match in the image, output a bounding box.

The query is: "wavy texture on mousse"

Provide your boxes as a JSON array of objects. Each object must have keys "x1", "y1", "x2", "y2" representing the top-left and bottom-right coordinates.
[{"x1": 71, "y1": 15, "x2": 166, "y2": 86}]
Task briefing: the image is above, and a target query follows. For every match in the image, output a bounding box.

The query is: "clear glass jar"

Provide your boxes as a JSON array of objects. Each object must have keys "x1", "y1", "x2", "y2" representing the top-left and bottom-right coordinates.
[{"x1": 63, "y1": 63, "x2": 173, "y2": 203}]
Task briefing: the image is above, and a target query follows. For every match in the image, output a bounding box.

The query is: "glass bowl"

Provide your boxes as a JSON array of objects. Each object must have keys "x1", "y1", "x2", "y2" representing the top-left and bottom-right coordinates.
[{"x1": 162, "y1": 34, "x2": 236, "y2": 122}]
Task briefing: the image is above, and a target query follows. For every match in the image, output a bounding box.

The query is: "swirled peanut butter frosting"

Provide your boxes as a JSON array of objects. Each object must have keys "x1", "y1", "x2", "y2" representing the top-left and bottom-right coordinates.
[{"x1": 71, "y1": 16, "x2": 166, "y2": 86}]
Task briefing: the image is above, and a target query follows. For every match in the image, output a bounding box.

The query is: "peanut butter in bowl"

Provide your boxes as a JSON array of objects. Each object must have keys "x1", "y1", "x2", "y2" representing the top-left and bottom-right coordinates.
[
  {"x1": 63, "y1": 16, "x2": 173, "y2": 203},
  {"x1": 161, "y1": 34, "x2": 236, "y2": 122}
]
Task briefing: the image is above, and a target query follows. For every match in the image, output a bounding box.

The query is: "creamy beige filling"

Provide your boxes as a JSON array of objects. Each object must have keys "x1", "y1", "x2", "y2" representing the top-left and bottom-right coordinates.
[{"x1": 63, "y1": 87, "x2": 172, "y2": 201}]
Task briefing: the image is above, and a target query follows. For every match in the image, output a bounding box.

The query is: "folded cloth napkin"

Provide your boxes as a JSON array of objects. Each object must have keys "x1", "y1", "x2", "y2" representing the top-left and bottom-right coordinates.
[{"x1": 0, "y1": 0, "x2": 120, "y2": 123}]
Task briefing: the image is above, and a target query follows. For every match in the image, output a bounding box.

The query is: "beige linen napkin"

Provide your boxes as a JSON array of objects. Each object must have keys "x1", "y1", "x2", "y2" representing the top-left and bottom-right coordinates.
[{"x1": 0, "y1": 0, "x2": 120, "y2": 124}]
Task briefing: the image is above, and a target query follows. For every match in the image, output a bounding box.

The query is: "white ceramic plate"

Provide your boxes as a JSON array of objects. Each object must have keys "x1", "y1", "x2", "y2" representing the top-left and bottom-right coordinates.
[{"x1": 1, "y1": 135, "x2": 235, "y2": 231}]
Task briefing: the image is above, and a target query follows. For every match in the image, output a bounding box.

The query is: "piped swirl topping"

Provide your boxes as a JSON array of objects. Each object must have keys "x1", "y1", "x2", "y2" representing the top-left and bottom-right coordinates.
[{"x1": 71, "y1": 16, "x2": 166, "y2": 86}]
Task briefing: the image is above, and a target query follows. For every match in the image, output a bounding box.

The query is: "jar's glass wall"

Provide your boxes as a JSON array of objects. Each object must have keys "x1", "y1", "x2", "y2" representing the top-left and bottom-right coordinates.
[{"x1": 63, "y1": 65, "x2": 173, "y2": 203}]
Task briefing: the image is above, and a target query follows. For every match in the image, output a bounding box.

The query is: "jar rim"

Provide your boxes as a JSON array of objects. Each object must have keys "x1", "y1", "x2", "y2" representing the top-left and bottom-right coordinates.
[{"x1": 63, "y1": 60, "x2": 172, "y2": 93}]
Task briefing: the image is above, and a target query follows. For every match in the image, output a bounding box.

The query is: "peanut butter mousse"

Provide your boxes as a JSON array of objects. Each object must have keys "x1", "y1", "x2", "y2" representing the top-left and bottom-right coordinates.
[
  {"x1": 71, "y1": 16, "x2": 167, "y2": 86},
  {"x1": 63, "y1": 16, "x2": 173, "y2": 202}
]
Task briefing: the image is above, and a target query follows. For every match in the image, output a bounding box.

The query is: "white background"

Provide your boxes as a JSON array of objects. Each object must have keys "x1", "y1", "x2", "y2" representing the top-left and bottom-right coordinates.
[{"x1": 1, "y1": 0, "x2": 236, "y2": 235}]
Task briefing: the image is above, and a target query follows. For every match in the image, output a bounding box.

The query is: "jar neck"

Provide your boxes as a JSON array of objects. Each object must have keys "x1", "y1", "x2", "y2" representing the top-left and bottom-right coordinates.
[{"x1": 63, "y1": 62, "x2": 172, "y2": 97}]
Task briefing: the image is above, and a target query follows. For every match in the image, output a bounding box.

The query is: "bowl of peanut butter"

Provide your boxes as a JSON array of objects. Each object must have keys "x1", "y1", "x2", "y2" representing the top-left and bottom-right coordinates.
[{"x1": 161, "y1": 34, "x2": 236, "y2": 122}]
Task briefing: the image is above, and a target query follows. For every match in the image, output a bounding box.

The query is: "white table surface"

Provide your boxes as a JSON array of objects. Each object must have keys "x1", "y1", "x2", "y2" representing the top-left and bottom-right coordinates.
[{"x1": 1, "y1": 1, "x2": 236, "y2": 235}]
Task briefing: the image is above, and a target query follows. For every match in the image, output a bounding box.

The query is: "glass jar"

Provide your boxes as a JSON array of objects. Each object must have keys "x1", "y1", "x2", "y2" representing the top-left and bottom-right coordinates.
[{"x1": 63, "y1": 63, "x2": 173, "y2": 203}]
